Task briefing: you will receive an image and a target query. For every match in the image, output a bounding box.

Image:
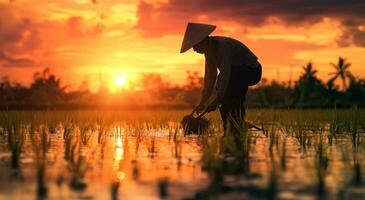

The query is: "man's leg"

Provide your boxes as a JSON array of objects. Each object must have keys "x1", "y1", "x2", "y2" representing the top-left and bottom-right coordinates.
[
  {"x1": 219, "y1": 92, "x2": 247, "y2": 136},
  {"x1": 219, "y1": 104, "x2": 229, "y2": 132}
]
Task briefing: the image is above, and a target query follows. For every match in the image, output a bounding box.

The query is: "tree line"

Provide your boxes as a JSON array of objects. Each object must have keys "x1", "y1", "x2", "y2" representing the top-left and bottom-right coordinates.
[{"x1": 1, "y1": 57, "x2": 364, "y2": 109}]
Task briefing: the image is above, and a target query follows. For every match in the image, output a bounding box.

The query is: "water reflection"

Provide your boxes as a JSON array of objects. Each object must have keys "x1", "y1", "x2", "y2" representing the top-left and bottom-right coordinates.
[
  {"x1": 1, "y1": 113, "x2": 365, "y2": 200},
  {"x1": 114, "y1": 136, "x2": 125, "y2": 182}
]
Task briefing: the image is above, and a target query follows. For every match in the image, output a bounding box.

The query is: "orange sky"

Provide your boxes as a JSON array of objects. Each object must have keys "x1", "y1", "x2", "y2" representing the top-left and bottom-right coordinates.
[{"x1": 1, "y1": 0, "x2": 365, "y2": 92}]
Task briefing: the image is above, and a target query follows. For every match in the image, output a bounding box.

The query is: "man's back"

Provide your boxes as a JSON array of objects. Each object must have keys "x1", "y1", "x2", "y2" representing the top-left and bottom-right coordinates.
[{"x1": 212, "y1": 36, "x2": 259, "y2": 68}]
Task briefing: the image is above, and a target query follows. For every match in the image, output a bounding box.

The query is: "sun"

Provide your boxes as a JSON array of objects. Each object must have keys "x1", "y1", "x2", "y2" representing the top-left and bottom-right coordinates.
[{"x1": 115, "y1": 76, "x2": 126, "y2": 87}]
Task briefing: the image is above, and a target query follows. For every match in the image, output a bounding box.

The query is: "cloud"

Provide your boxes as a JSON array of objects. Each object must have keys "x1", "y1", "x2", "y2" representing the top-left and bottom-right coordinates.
[
  {"x1": 0, "y1": 3, "x2": 40, "y2": 67},
  {"x1": 338, "y1": 19, "x2": 365, "y2": 47},
  {"x1": 0, "y1": 50, "x2": 35, "y2": 67},
  {"x1": 135, "y1": 0, "x2": 365, "y2": 46},
  {"x1": 68, "y1": 16, "x2": 104, "y2": 38}
]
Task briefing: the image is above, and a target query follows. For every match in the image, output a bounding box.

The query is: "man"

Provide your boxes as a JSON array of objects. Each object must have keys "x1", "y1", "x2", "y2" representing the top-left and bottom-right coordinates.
[{"x1": 180, "y1": 22, "x2": 262, "y2": 133}]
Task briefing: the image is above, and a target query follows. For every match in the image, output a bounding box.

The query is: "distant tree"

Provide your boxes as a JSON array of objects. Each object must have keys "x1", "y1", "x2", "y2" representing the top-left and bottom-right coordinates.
[
  {"x1": 293, "y1": 63, "x2": 327, "y2": 106},
  {"x1": 29, "y1": 68, "x2": 67, "y2": 106},
  {"x1": 325, "y1": 78, "x2": 341, "y2": 105},
  {"x1": 247, "y1": 80, "x2": 291, "y2": 107},
  {"x1": 0, "y1": 76, "x2": 14, "y2": 106},
  {"x1": 329, "y1": 57, "x2": 352, "y2": 91},
  {"x1": 346, "y1": 78, "x2": 365, "y2": 105}
]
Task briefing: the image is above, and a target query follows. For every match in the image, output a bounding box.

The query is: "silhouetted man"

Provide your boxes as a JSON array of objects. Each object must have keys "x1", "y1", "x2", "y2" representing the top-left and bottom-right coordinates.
[{"x1": 180, "y1": 22, "x2": 262, "y2": 134}]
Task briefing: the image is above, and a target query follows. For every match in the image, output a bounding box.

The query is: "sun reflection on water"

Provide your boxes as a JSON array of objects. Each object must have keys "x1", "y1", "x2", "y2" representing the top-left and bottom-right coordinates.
[{"x1": 114, "y1": 136, "x2": 125, "y2": 181}]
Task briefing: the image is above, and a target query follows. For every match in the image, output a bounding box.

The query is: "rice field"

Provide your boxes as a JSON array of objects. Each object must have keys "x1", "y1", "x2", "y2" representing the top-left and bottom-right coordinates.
[{"x1": 1, "y1": 109, "x2": 365, "y2": 200}]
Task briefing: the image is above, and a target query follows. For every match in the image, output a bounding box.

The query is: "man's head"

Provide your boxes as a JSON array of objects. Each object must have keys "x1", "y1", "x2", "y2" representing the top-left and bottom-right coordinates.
[
  {"x1": 180, "y1": 22, "x2": 216, "y2": 53},
  {"x1": 193, "y1": 36, "x2": 209, "y2": 54}
]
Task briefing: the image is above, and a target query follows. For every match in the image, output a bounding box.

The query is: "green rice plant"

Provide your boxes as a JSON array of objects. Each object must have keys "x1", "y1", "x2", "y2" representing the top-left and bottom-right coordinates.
[
  {"x1": 67, "y1": 136, "x2": 89, "y2": 191},
  {"x1": 132, "y1": 160, "x2": 139, "y2": 181},
  {"x1": 111, "y1": 181, "x2": 120, "y2": 200},
  {"x1": 314, "y1": 132, "x2": 329, "y2": 197},
  {"x1": 0, "y1": 112, "x2": 7, "y2": 137},
  {"x1": 97, "y1": 118, "x2": 110, "y2": 144},
  {"x1": 198, "y1": 133, "x2": 224, "y2": 198},
  {"x1": 261, "y1": 122, "x2": 268, "y2": 137},
  {"x1": 30, "y1": 125, "x2": 51, "y2": 197},
  {"x1": 173, "y1": 130, "x2": 183, "y2": 170},
  {"x1": 5, "y1": 119, "x2": 25, "y2": 170},
  {"x1": 79, "y1": 123, "x2": 93, "y2": 146},
  {"x1": 158, "y1": 178, "x2": 169, "y2": 199},
  {"x1": 267, "y1": 148, "x2": 278, "y2": 200},
  {"x1": 222, "y1": 115, "x2": 251, "y2": 173},
  {"x1": 351, "y1": 149, "x2": 363, "y2": 186},
  {"x1": 292, "y1": 122, "x2": 311, "y2": 151},
  {"x1": 328, "y1": 110, "x2": 340, "y2": 145},
  {"x1": 147, "y1": 136, "x2": 156, "y2": 159},
  {"x1": 349, "y1": 107, "x2": 360, "y2": 147},
  {"x1": 63, "y1": 122, "x2": 75, "y2": 161},
  {"x1": 268, "y1": 125, "x2": 278, "y2": 153},
  {"x1": 280, "y1": 138, "x2": 287, "y2": 171},
  {"x1": 350, "y1": 141, "x2": 364, "y2": 186},
  {"x1": 134, "y1": 124, "x2": 143, "y2": 154}
]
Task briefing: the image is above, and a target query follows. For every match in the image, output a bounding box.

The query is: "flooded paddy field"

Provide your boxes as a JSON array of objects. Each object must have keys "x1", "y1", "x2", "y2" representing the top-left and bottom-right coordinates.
[{"x1": 1, "y1": 109, "x2": 365, "y2": 200}]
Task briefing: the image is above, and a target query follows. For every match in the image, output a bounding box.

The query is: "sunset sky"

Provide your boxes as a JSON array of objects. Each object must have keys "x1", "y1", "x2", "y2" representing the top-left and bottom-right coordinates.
[{"x1": 1, "y1": 0, "x2": 365, "y2": 92}]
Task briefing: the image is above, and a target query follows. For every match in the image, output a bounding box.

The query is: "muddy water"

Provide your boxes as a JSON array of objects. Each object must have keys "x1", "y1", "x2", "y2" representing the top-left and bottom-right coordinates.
[{"x1": 0, "y1": 121, "x2": 364, "y2": 200}]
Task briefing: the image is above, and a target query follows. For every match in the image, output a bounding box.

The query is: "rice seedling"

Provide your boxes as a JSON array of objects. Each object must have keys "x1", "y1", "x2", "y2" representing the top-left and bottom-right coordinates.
[
  {"x1": 173, "y1": 131, "x2": 183, "y2": 170},
  {"x1": 97, "y1": 117, "x2": 110, "y2": 144},
  {"x1": 131, "y1": 159, "x2": 139, "y2": 181},
  {"x1": 350, "y1": 140, "x2": 365, "y2": 186},
  {"x1": 79, "y1": 122, "x2": 93, "y2": 146},
  {"x1": 158, "y1": 178, "x2": 169, "y2": 199},
  {"x1": 147, "y1": 136, "x2": 156, "y2": 159},
  {"x1": 134, "y1": 124, "x2": 143, "y2": 154},
  {"x1": 351, "y1": 147, "x2": 363, "y2": 186},
  {"x1": 268, "y1": 124, "x2": 278, "y2": 153},
  {"x1": 292, "y1": 122, "x2": 311, "y2": 151},
  {"x1": 30, "y1": 124, "x2": 51, "y2": 197},
  {"x1": 328, "y1": 110, "x2": 340, "y2": 145},
  {"x1": 63, "y1": 121, "x2": 75, "y2": 161},
  {"x1": 66, "y1": 132, "x2": 89, "y2": 191},
  {"x1": 5, "y1": 118, "x2": 25, "y2": 170},
  {"x1": 1, "y1": 109, "x2": 365, "y2": 199},
  {"x1": 266, "y1": 148, "x2": 278, "y2": 200},
  {"x1": 314, "y1": 131, "x2": 329, "y2": 197},
  {"x1": 280, "y1": 137, "x2": 287, "y2": 171},
  {"x1": 349, "y1": 107, "x2": 360, "y2": 146},
  {"x1": 111, "y1": 181, "x2": 120, "y2": 200}
]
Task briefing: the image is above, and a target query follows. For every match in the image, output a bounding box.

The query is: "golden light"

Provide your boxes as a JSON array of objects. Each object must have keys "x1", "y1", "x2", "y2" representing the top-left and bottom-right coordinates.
[
  {"x1": 116, "y1": 76, "x2": 126, "y2": 87},
  {"x1": 114, "y1": 137, "x2": 124, "y2": 169}
]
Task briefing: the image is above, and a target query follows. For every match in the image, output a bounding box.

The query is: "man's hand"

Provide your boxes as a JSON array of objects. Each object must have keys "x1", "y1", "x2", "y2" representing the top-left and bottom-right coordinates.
[
  {"x1": 206, "y1": 99, "x2": 220, "y2": 112},
  {"x1": 195, "y1": 103, "x2": 205, "y2": 114}
]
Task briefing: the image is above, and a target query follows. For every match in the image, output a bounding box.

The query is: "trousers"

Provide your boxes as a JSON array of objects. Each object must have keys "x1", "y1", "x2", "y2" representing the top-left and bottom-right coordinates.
[{"x1": 219, "y1": 64, "x2": 262, "y2": 133}]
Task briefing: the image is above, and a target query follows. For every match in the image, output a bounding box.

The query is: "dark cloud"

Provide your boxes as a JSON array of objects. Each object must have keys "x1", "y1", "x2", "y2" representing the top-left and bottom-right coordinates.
[
  {"x1": 136, "y1": 0, "x2": 365, "y2": 46},
  {"x1": 0, "y1": 50, "x2": 35, "y2": 67},
  {"x1": 0, "y1": 3, "x2": 39, "y2": 67},
  {"x1": 338, "y1": 19, "x2": 365, "y2": 47}
]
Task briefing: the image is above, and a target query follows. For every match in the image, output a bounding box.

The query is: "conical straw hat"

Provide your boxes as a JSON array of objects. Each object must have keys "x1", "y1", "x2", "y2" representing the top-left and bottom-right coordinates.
[{"x1": 180, "y1": 22, "x2": 216, "y2": 53}]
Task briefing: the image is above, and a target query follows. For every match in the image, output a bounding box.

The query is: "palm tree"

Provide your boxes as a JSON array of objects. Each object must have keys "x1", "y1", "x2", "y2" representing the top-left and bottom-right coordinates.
[
  {"x1": 303, "y1": 62, "x2": 317, "y2": 78},
  {"x1": 329, "y1": 57, "x2": 352, "y2": 91}
]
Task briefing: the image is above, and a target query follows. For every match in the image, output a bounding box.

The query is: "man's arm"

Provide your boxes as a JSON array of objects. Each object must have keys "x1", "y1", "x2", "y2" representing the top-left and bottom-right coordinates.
[
  {"x1": 200, "y1": 54, "x2": 217, "y2": 106},
  {"x1": 205, "y1": 41, "x2": 232, "y2": 112},
  {"x1": 216, "y1": 42, "x2": 232, "y2": 102}
]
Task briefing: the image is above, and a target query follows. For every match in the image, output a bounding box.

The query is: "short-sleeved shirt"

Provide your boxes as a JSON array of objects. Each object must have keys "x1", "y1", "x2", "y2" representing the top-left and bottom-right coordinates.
[{"x1": 201, "y1": 36, "x2": 260, "y2": 103}]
